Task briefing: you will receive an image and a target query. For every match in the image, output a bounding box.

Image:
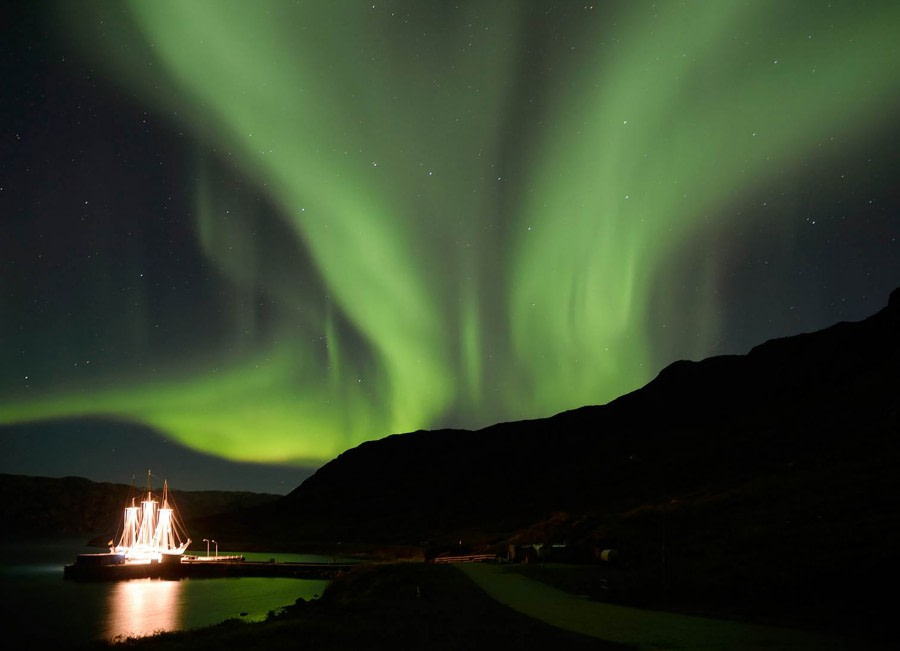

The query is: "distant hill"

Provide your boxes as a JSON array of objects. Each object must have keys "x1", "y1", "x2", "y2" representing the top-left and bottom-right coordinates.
[{"x1": 0, "y1": 474, "x2": 281, "y2": 540}]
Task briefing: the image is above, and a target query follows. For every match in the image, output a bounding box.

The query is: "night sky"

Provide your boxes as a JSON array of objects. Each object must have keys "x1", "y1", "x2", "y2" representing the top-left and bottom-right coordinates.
[{"x1": 1, "y1": 1, "x2": 898, "y2": 493}]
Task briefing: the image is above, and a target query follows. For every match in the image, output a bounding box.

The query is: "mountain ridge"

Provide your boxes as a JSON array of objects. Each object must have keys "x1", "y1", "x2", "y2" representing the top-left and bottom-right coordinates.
[{"x1": 261, "y1": 286, "x2": 898, "y2": 544}]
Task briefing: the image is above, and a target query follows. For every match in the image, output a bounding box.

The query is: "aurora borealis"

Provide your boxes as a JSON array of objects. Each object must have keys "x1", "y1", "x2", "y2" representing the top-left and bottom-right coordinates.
[{"x1": 2, "y1": 1, "x2": 899, "y2": 485}]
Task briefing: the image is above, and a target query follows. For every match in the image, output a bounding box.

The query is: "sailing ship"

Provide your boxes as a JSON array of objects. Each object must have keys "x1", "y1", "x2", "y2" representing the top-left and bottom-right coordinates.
[
  {"x1": 65, "y1": 472, "x2": 192, "y2": 580},
  {"x1": 113, "y1": 474, "x2": 191, "y2": 562}
]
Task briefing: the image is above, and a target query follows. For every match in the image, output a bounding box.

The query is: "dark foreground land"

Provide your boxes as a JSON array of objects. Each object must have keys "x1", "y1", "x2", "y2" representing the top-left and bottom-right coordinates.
[
  {"x1": 82, "y1": 562, "x2": 629, "y2": 651},
  {"x1": 81, "y1": 558, "x2": 885, "y2": 651}
]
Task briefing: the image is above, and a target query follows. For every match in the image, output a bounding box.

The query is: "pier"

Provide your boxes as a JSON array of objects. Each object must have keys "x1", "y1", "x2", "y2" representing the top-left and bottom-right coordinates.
[{"x1": 64, "y1": 556, "x2": 356, "y2": 582}]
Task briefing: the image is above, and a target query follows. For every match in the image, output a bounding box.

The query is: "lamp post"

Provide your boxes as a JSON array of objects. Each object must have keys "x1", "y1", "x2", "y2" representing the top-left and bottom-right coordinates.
[
  {"x1": 212, "y1": 540, "x2": 218, "y2": 558},
  {"x1": 203, "y1": 538, "x2": 210, "y2": 557}
]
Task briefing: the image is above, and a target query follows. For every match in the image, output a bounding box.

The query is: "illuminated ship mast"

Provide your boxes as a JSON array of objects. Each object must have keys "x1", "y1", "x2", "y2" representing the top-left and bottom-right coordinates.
[{"x1": 114, "y1": 471, "x2": 191, "y2": 562}]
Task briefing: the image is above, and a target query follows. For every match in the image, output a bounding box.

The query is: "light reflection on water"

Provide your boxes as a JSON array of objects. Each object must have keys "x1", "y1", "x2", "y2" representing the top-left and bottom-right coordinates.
[
  {"x1": 101, "y1": 576, "x2": 330, "y2": 641},
  {"x1": 106, "y1": 579, "x2": 181, "y2": 640}
]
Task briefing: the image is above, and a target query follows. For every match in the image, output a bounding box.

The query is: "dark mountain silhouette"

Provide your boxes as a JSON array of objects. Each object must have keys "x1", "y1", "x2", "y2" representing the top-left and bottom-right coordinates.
[{"x1": 245, "y1": 287, "x2": 897, "y2": 548}]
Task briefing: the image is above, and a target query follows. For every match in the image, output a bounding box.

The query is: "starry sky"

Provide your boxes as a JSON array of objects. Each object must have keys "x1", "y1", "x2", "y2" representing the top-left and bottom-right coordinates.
[{"x1": 1, "y1": 1, "x2": 898, "y2": 493}]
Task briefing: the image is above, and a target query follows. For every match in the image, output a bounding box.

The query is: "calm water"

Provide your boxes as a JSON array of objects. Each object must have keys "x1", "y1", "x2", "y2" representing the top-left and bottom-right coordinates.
[{"x1": 0, "y1": 539, "x2": 333, "y2": 645}]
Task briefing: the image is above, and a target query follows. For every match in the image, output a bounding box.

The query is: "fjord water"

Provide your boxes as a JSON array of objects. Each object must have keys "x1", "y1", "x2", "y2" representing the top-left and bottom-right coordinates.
[{"x1": 0, "y1": 539, "x2": 330, "y2": 645}]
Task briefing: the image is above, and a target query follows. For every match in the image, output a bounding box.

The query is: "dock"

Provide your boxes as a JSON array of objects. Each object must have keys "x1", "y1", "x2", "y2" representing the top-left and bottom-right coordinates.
[{"x1": 64, "y1": 556, "x2": 357, "y2": 582}]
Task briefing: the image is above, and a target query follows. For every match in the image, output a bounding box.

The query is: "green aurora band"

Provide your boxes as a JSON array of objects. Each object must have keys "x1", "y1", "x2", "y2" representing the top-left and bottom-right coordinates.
[{"x1": 2, "y1": 1, "x2": 899, "y2": 465}]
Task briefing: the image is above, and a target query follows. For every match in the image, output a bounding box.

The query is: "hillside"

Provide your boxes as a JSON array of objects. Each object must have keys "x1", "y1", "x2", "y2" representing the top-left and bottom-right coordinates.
[{"x1": 257, "y1": 287, "x2": 898, "y2": 545}]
